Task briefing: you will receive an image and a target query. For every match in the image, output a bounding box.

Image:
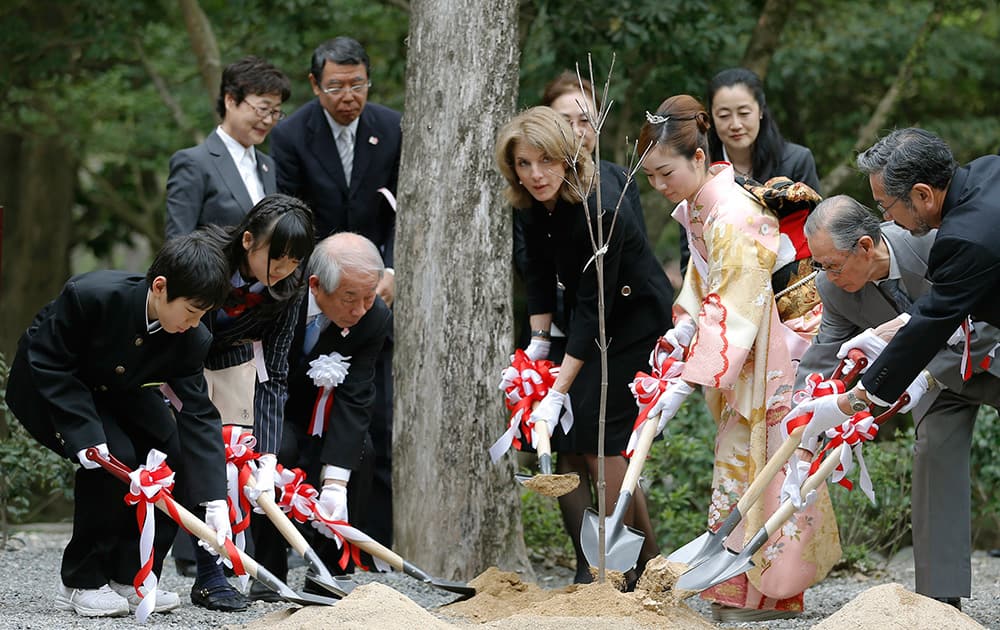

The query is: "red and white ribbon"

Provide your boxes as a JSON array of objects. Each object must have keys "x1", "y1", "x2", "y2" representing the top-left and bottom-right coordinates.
[
  {"x1": 810, "y1": 411, "x2": 879, "y2": 504},
  {"x1": 123, "y1": 449, "x2": 175, "y2": 624},
  {"x1": 623, "y1": 357, "x2": 685, "y2": 456},
  {"x1": 310, "y1": 505, "x2": 391, "y2": 573},
  {"x1": 275, "y1": 464, "x2": 320, "y2": 523},
  {"x1": 792, "y1": 372, "x2": 847, "y2": 405},
  {"x1": 221, "y1": 426, "x2": 257, "y2": 589},
  {"x1": 306, "y1": 352, "x2": 351, "y2": 436},
  {"x1": 489, "y1": 349, "x2": 561, "y2": 462}
]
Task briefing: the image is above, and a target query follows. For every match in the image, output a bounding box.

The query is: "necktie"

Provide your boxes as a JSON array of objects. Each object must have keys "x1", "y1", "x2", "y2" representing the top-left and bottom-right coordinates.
[
  {"x1": 338, "y1": 127, "x2": 354, "y2": 185},
  {"x1": 879, "y1": 278, "x2": 913, "y2": 314},
  {"x1": 303, "y1": 314, "x2": 328, "y2": 356}
]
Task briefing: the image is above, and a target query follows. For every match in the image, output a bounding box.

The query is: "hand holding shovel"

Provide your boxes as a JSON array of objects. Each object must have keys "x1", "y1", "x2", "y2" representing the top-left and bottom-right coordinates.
[
  {"x1": 515, "y1": 398, "x2": 579, "y2": 497},
  {"x1": 85, "y1": 448, "x2": 338, "y2": 607}
]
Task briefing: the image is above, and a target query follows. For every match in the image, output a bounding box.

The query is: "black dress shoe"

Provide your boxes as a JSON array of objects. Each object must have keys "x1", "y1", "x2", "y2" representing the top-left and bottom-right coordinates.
[
  {"x1": 174, "y1": 558, "x2": 197, "y2": 578},
  {"x1": 190, "y1": 583, "x2": 249, "y2": 612},
  {"x1": 932, "y1": 597, "x2": 962, "y2": 611},
  {"x1": 989, "y1": 548, "x2": 1000, "y2": 558},
  {"x1": 248, "y1": 579, "x2": 284, "y2": 603}
]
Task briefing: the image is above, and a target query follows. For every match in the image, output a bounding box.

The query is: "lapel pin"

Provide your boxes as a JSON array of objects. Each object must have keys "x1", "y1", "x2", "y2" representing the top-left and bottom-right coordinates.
[
  {"x1": 369, "y1": 136, "x2": 379, "y2": 145},
  {"x1": 262, "y1": 163, "x2": 269, "y2": 172},
  {"x1": 341, "y1": 327, "x2": 350, "y2": 337}
]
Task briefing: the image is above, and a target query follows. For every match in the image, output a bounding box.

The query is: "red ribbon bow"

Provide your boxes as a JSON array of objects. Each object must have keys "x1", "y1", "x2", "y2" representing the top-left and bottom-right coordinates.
[
  {"x1": 501, "y1": 349, "x2": 558, "y2": 449},
  {"x1": 809, "y1": 411, "x2": 879, "y2": 492},
  {"x1": 222, "y1": 285, "x2": 265, "y2": 318},
  {"x1": 275, "y1": 464, "x2": 320, "y2": 523}
]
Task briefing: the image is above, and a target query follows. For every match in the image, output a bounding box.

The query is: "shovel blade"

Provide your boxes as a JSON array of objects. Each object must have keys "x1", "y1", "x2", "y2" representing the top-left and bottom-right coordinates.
[
  {"x1": 675, "y1": 545, "x2": 755, "y2": 593},
  {"x1": 304, "y1": 572, "x2": 355, "y2": 598},
  {"x1": 580, "y1": 507, "x2": 645, "y2": 572},
  {"x1": 430, "y1": 578, "x2": 477, "y2": 601},
  {"x1": 666, "y1": 530, "x2": 714, "y2": 566}
]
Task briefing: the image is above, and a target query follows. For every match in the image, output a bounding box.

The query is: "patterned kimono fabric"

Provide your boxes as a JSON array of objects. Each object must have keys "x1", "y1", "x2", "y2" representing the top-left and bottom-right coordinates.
[{"x1": 673, "y1": 164, "x2": 841, "y2": 612}]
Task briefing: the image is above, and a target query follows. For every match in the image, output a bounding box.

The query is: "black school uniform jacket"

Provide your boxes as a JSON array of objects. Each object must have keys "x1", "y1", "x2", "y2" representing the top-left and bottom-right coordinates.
[{"x1": 5, "y1": 271, "x2": 226, "y2": 504}]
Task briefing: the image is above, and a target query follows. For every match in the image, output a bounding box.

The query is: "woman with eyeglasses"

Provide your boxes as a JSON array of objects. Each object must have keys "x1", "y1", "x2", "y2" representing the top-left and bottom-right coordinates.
[
  {"x1": 163, "y1": 55, "x2": 291, "y2": 606},
  {"x1": 638, "y1": 95, "x2": 840, "y2": 623}
]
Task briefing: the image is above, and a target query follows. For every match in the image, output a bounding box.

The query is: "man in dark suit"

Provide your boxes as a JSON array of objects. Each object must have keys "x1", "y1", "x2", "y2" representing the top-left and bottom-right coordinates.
[
  {"x1": 792, "y1": 195, "x2": 1000, "y2": 610},
  {"x1": 270, "y1": 36, "x2": 399, "y2": 548},
  {"x1": 4, "y1": 233, "x2": 232, "y2": 618},
  {"x1": 166, "y1": 56, "x2": 290, "y2": 238},
  {"x1": 249, "y1": 232, "x2": 391, "y2": 599}
]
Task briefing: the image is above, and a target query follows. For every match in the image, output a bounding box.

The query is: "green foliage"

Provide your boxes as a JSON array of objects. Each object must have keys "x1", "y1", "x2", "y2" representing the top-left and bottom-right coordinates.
[
  {"x1": 519, "y1": 485, "x2": 576, "y2": 566},
  {"x1": 971, "y1": 405, "x2": 1000, "y2": 546},
  {"x1": 0, "y1": 354, "x2": 76, "y2": 537}
]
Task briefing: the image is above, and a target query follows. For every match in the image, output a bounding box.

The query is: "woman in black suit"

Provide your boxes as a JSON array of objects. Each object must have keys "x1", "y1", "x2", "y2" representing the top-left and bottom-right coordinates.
[{"x1": 496, "y1": 107, "x2": 674, "y2": 583}]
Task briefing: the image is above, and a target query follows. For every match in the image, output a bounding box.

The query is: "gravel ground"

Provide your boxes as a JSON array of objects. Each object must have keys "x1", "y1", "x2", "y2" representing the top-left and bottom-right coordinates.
[{"x1": 2, "y1": 522, "x2": 998, "y2": 629}]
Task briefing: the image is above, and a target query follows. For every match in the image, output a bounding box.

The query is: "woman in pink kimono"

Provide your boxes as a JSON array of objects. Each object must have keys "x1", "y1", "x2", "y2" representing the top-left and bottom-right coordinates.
[{"x1": 637, "y1": 95, "x2": 840, "y2": 622}]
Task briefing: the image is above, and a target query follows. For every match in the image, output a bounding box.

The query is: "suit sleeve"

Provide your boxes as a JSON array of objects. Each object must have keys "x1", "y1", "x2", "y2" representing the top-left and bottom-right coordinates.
[
  {"x1": 565, "y1": 211, "x2": 625, "y2": 360},
  {"x1": 794, "y1": 278, "x2": 863, "y2": 390},
  {"x1": 269, "y1": 123, "x2": 301, "y2": 197},
  {"x1": 785, "y1": 144, "x2": 822, "y2": 195},
  {"x1": 863, "y1": 236, "x2": 1000, "y2": 401},
  {"x1": 520, "y1": 210, "x2": 557, "y2": 317},
  {"x1": 167, "y1": 335, "x2": 227, "y2": 504},
  {"x1": 321, "y1": 306, "x2": 392, "y2": 468},
  {"x1": 382, "y1": 132, "x2": 401, "y2": 268},
  {"x1": 253, "y1": 295, "x2": 304, "y2": 455},
  {"x1": 23, "y1": 281, "x2": 106, "y2": 454},
  {"x1": 165, "y1": 149, "x2": 206, "y2": 239}
]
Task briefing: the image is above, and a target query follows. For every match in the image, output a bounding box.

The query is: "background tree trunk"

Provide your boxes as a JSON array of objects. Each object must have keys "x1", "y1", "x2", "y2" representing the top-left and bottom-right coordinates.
[
  {"x1": 740, "y1": 0, "x2": 797, "y2": 80},
  {"x1": 394, "y1": 0, "x2": 531, "y2": 579},
  {"x1": 0, "y1": 133, "x2": 76, "y2": 360},
  {"x1": 178, "y1": 0, "x2": 222, "y2": 109}
]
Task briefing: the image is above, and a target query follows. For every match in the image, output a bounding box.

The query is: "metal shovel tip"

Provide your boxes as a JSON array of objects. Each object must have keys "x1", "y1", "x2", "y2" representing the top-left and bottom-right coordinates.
[
  {"x1": 519, "y1": 472, "x2": 579, "y2": 497},
  {"x1": 666, "y1": 530, "x2": 713, "y2": 566},
  {"x1": 580, "y1": 512, "x2": 645, "y2": 572},
  {"x1": 674, "y1": 546, "x2": 754, "y2": 593},
  {"x1": 429, "y1": 579, "x2": 476, "y2": 601},
  {"x1": 304, "y1": 572, "x2": 354, "y2": 598}
]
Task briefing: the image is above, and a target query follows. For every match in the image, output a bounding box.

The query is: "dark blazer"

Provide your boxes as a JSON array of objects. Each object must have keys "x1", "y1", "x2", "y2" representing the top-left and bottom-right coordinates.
[
  {"x1": 284, "y1": 297, "x2": 392, "y2": 469},
  {"x1": 797, "y1": 224, "x2": 1000, "y2": 399},
  {"x1": 4, "y1": 271, "x2": 227, "y2": 504},
  {"x1": 519, "y1": 193, "x2": 673, "y2": 361},
  {"x1": 270, "y1": 99, "x2": 401, "y2": 265},
  {"x1": 165, "y1": 129, "x2": 277, "y2": 238},
  {"x1": 864, "y1": 156, "x2": 1000, "y2": 401}
]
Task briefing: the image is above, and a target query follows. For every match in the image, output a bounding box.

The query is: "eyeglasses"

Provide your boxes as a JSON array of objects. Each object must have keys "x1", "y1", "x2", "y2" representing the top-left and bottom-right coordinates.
[
  {"x1": 321, "y1": 81, "x2": 371, "y2": 96},
  {"x1": 876, "y1": 196, "x2": 902, "y2": 219},
  {"x1": 810, "y1": 259, "x2": 848, "y2": 275},
  {"x1": 243, "y1": 100, "x2": 286, "y2": 121}
]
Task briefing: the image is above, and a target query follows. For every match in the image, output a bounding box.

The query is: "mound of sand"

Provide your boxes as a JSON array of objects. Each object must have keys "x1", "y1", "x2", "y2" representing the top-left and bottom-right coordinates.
[
  {"x1": 230, "y1": 582, "x2": 455, "y2": 630},
  {"x1": 812, "y1": 583, "x2": 985, "y2": 630}
]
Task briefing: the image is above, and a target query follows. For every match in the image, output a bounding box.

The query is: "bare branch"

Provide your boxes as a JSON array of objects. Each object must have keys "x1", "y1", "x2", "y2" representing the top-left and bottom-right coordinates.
[{"x1": 133, "y1": 38, "x2": 203, "y2": 146}]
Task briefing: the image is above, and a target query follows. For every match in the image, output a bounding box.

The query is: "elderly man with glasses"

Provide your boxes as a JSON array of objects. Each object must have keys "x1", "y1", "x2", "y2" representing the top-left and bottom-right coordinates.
[
  {"x1": 269, "y1": 36, "x2": 400, "y2": 557},
  {"x1": 786, "y1": 130, "x2": 1000, "y2": 610}
]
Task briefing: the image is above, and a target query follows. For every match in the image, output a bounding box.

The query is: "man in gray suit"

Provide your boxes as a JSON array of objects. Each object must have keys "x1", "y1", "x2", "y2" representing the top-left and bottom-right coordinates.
[
  {"x1": 795, "y1": 195, "x2": 1000, "y2": 610},
  {"x1": 166, "y1": 56, "x2": 291, "y2": 238}
]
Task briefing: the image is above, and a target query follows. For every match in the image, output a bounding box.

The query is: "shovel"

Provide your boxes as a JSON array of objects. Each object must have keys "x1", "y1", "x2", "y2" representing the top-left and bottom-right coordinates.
[
  {"x1": 244, "y1": 474, "x2": 355, "y2": 598},
  {"x1": 674, "y1": 392, "x2": 910, "y2": 593},
  {"x1": 514, "y1": 402, "x2": 580, "y2": 497},
  {"x1": 334, "y1": 527, "x2": 476, "y2": 601},
  {"x1": 668, "y1": 349, "x2": 870, "y2": 568},
  {"x1": 85, "y1": 448, "x2": 339, "y2": 607},
  {"x1": 580, "y1": 409, "x2": 661, "y2": 572}
]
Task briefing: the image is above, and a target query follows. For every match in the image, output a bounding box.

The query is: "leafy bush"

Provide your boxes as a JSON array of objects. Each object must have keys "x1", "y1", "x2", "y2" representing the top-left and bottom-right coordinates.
[
  {"x1": 0, "y1": 353, "x2": 76, "y2": 539},
  {"x1": 970, "y1": 405, "x2": 1000, "y2": 547}
]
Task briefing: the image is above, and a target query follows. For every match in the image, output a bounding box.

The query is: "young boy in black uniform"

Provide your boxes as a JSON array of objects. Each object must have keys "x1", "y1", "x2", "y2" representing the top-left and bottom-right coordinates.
[{"x1": 5, "y1": 232, "x2": 233, "y2": 617}]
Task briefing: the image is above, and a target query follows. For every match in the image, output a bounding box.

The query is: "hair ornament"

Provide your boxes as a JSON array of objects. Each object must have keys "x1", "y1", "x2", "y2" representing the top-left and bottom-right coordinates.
[{"x1": 645, "y1": 111, "x2": 670, "y2": 125}]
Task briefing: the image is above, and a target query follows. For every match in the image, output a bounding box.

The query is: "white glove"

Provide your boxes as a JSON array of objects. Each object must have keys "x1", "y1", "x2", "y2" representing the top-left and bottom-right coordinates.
[
  {"x1": 524, "y1": 338, "x2": 551, "y2": 361},
  {"x1": 76, "y1": 443, "x2": 109, "y2": 470},
  {"x1": 899, "y1": 371, "x2": 933, "y2": 413},
  {"x1": 780, "y1": 458, "x2": 817, "y2": 510},
  {"x1": 783, "y1": 395, "x2": 851, "y2": 447},
  {"x1": 316, "y1": 484, "x2": 349, "y2": 523},
  {"x1": 649, "y1": 379, "x2": 695, "y2": 434},
  {"x1": 254, "y1": 454, "x2": 277, "y2": 497},
  {"x1": 836, "y1": 328, "x2": 887, "y2": 370},
  {"x1": 529, "y1": 389, "x2": 568, "y2": 436},
  {"x1": 649, "y1": 319, "x2": 696, "y2": 369},
  {"x1": 203, "y1": 499, "x2": 232, "y2": 547}
]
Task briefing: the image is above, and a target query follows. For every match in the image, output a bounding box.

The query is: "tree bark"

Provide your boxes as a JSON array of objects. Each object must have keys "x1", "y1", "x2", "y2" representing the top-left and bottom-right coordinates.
[
  {"x1": 0, "y1": 133, "x2": 76, "y2": 360},
  {"x1": 741, "y1": 0, "x2": 798, "y2": 80},
  {"x1": 395, "y1": 0, "x2": 531, "y2": 579},
  {"x1": 178, "y1": 0, "x2": 222, "y2": 109},
  {"x1": 822, "y1": 5, "x2": 943, "y2": 194}
]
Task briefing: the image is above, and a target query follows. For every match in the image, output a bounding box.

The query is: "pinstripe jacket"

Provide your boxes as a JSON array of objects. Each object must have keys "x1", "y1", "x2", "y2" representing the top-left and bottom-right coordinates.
[{"x1": 205, "y1": 289, "x2": 306, "y2": 455}]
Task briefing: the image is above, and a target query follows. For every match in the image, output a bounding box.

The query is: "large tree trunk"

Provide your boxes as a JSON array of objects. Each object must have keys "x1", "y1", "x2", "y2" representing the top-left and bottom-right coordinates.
[
  {"x1": 741, "y1": 0, "x2": 798, "y2": 80},
  {"x1": 394, "y1": 0, "x2": 531, "y2": 579},
  {"x1": 0, "y1": 133, "x2": 76, "y2": 361},
  {"x1": 178, "y1": 0, "x2": 222, "y2": 110}
]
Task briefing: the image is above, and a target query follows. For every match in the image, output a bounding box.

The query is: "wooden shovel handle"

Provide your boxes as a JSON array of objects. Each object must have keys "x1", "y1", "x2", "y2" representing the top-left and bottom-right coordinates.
[
  {"x1": 529, "y1": 399, "x2": 554, "y2": 458},
  {"x1": 621, "y1": 410, "x2": 661, "y2": 495},
  {"x1": 734, "y1": 425, "x2": 805, "y2": 515},
  {"x1": 341, "y1": 534, "x2": 405, "y2": 572},
  {"x1": 245, "y1": 475, "x2": 311, "y2": 556},
  {"x1": 761, "y1": 443, "x2": 846, "y2": 538},
  {"x1": 85, "y1": 448, "x2": 261, "y2": 578}
]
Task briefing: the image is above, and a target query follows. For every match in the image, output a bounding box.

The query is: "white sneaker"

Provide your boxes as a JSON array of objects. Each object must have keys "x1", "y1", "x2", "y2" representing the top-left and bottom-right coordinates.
[
  {"x1": 109, "y1": 580, "x2": 181, "y2": 613},
  {"x1": 55, "y1": 583, "x2": 130, "y2": 617}
]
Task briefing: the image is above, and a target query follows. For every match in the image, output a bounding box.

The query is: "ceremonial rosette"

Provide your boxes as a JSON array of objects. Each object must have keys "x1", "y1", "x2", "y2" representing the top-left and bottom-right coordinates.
[{"x1": 306, "y1": 352, "x2": 352, "y2": 436}]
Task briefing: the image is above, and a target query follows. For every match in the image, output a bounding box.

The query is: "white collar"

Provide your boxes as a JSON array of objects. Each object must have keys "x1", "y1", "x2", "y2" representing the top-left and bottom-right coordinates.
[
  {"x1": 216, "y1": 126, "x2": 256, "y2": 166},
  {"x1": 321, "y1": 109, "x2": 359, "y2": 140}
]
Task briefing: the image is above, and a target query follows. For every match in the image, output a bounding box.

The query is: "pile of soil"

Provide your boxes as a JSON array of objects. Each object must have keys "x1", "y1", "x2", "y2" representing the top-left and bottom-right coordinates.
[{"x1": 812, "y1": 583, "x2": 985, "y2": 630}]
